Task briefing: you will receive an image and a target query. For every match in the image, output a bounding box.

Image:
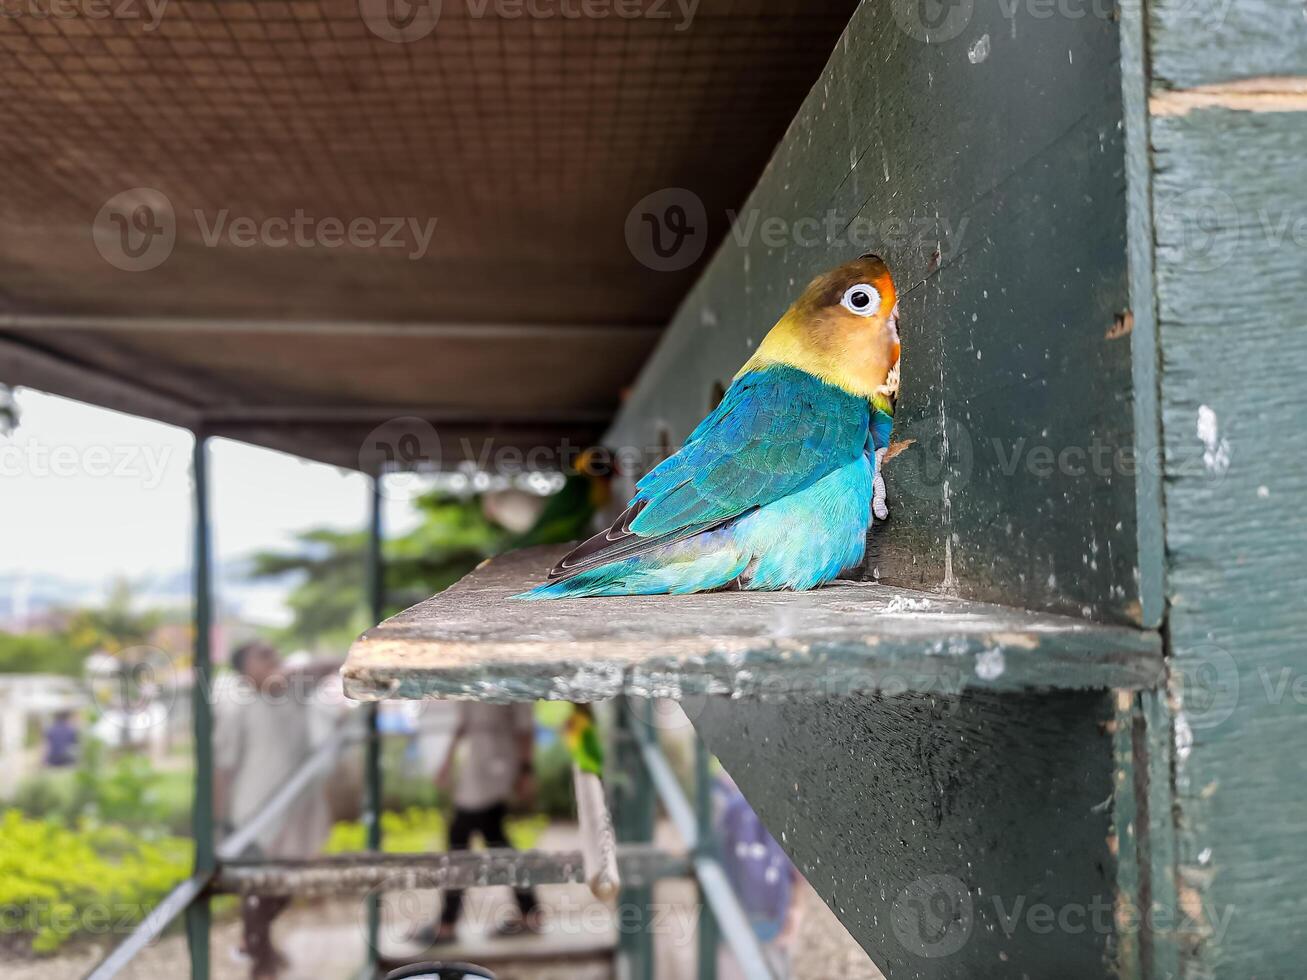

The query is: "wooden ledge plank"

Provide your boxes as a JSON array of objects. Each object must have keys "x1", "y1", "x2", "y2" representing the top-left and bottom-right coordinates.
[{"x1": 343, "y1": 546, "x2": 1163, "y2": 703}]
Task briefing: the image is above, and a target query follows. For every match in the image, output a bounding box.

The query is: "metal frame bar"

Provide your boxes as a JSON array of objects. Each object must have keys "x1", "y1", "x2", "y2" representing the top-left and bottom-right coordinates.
[
  {"x1": 214, "y1": 845, "x2": 687, "y2": 897},
  {"x1": 629, "y1": 705, "x2": 775, "y2": 980},
  {"x1": 694, "y1": 738, "x2": 720, "y2": 980},
  {"x1": 185, "y1": 433, "x2": 214, "y2": 980},
  {"x1": 363, "y1": 478, "x2": 386, "y2": 974},
  {"x1": 85, "y1": 874, "x2": 212, "y2": 980}
]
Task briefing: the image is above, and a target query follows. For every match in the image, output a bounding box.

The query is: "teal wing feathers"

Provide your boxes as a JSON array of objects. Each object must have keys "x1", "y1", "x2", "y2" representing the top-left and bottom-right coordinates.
[{"x1": 541, "y1": 365, "x2": 869, "y2": 584}]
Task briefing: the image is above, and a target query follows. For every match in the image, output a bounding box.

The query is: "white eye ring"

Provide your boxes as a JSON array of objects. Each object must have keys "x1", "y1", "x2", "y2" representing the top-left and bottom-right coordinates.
[{"x1": 840, "y1": 284, "x2": 880, "y2": 317}]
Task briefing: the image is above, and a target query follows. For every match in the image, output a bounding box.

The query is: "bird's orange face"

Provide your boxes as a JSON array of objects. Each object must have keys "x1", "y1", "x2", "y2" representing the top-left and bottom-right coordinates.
[
  {"x1": 799, "y1": 254, "x2": 900, "y2": 370},
  {"x1": 744, "y1": 255, "x2": 901, "y2": 399}
]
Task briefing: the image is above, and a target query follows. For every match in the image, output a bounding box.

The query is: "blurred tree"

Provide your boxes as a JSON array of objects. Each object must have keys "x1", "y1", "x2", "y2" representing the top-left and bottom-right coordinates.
[
  {"x1": 0, "y1": 631, "x2": 85, "y2": 676},
  {"x1": 249, "y1": 491, "x2": 509, "y2": 651},
  {"x1": 64, "y1": 579, "x2": 161, "y2": 655}
]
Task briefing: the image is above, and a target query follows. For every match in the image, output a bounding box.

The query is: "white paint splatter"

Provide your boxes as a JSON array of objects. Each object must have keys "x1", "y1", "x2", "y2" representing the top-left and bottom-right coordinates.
[
  {"x1": 885, "y1": 595, "x2": 934, "y2": 613},
  {"x1": 1196, "y1": 405, "x2": 1231, "y2": 474},
  {"x1": 967, "y1": 34, "x2": 990, "y2": 64},
  {"x1": 1174, "y1": 710, "x2": 1194, "y2": 763},
  {"x1": 975, "y1": 648, "x2": 1005, "y2": 681}
]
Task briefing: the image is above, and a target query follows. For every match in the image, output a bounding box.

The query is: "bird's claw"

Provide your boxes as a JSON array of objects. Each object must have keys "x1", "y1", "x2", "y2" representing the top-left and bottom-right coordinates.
[{"x1": 872, "y1": 446, "x2": 890, "y2": 521}]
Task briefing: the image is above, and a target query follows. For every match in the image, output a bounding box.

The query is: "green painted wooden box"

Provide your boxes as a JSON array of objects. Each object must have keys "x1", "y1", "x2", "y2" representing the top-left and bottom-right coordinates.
[{"x1": 346, "y1": 0, "x2": 1307, "y2": 975}]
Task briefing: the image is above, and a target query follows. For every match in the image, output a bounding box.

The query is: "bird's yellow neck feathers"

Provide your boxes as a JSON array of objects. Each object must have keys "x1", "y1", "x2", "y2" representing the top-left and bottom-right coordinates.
[{"x1": 740, "y1": 307, "x2": 898, "y2": 400}]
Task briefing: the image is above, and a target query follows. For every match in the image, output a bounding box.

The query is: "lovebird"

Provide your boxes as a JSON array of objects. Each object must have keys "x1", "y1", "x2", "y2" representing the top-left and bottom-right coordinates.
[
  {"x1": 520, "y1": 254, "x2": 900, "y2": 599},
  {"x1": 564, "y1": 703, "x2": 605, "y2": 776}
]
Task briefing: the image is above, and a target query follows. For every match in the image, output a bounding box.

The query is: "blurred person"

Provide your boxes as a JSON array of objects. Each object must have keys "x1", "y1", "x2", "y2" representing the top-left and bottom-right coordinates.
[
  {"x1": 214, "y1": 640, "x2": 340, "y2": 980},
  {"x1": 418, "y1": 703, "x2": 541, "y2": 944},
  {"x1": 715, "y1": 771, "x2": 804, "y2": 980},
  {"x1": 42, "y1": 709, "x2": 78, "y2": 767}
]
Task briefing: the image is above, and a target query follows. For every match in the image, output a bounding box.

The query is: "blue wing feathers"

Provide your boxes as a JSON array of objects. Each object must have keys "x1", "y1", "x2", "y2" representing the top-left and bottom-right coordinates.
[{"x1": 519, "y1": 365, "x2": 876, "y2": 597}]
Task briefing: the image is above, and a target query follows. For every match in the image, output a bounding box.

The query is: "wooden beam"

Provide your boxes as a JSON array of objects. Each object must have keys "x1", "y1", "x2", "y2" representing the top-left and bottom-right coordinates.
[
  {"x1": 0, "y1": 334, "x2": 198, "y2": 428},
  {"x1": 342, "y1": 546, "x2": 1164, "y2": 704},
  {"x1": 0, "y1": 315, "x2": 660, "y2": 341}
]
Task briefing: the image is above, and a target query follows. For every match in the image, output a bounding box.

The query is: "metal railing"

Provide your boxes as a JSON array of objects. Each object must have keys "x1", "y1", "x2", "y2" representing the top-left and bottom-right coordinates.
[{"x1": 84, "y1": 436, "x2": 773, "y2": 979}]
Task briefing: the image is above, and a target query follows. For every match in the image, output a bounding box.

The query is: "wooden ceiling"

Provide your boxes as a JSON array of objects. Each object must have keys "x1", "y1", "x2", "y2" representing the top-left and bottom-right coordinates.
[{"x1": 0, "y1": 0, "x2": 857, "y2": 469}]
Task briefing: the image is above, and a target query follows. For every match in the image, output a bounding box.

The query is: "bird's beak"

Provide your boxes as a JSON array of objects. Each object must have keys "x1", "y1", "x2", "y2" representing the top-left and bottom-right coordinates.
[{"x1": 887, "y1": 302, "x2": 900, "y2": 344}]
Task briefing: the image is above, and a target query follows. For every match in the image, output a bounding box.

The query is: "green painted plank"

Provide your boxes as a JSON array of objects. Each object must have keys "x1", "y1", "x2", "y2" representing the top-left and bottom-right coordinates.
[
  {"x1": 342, "y1": 545, "x2": 1162, "y2": 703},
  {"x1": 696, "y1": 690, "x2": 1122, "y2": 978},
  {"x1": 1119, "y1": 0, "x2": 1168, "y2": 630},
  {"x1": 607, "y1": 0, "x2": 1144, "y2": 624},
  {"x1": 1149, "y1": 0, "x2": 1307, "y2": 89},
  {"x1": 1153, "y1": 106, "x2": 1307, "y2": 975}
]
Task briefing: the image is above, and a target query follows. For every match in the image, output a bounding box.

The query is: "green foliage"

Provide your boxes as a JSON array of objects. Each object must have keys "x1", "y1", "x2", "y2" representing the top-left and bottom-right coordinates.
[
  {"x1": 248, "y1": 491, "x2": 508, "y2": 651},
  {"x1": 0, "y1": 810, "x2": 190, "y2": 953},
  {"x1": 0, "y1": 631, "x2": 85, "y2": 676},
  {"x1": 324, "y1": 806, "x2": 546, "y2": 854},
  {"x1": 10, "y1": 747, "x2": 192, "y2": 836},
  {"x1": 533, "y1": 741, "x2": 577, "y2": 820},
  {"x1": 64, "y1": 578, "x2": 162, "y2": 656},
  {"x1": 69, "y1": 741, "x2": 175, "y2": 829}
]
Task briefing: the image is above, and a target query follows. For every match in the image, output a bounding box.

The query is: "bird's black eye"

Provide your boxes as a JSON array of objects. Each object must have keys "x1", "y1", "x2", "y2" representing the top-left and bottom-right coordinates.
[{"x1": 840, "y1": 283, "x2": 880, "y2": 317}]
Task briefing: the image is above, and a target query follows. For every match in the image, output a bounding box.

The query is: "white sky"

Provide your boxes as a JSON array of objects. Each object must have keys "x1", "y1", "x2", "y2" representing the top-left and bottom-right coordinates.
[{"x1": 0, "y1": 388, "x2": 416, "y2": 585}]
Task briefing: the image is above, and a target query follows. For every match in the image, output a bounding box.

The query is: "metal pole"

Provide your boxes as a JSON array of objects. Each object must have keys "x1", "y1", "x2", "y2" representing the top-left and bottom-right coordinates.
[
  {"x1": 363, "y1": 478, "x2": 385, "y2": 975},
  {"x1": 185, "y1": 433, "x2": 213, "y2": 980},
  {"x1": 613, "y1": 697, "x2": 656, "y2": 980},
  {"x1": 695, "y1": 737, "x2": 719, "y2": 980},
  {"x1": 631, "y1": 715, "x2": 774, "y2": 980}
]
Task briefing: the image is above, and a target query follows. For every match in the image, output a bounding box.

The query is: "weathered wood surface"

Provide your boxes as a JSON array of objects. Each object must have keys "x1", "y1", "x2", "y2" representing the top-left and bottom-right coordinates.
[
  {"x1": 1152, "y1": 105, "x2": 1307, "y2": 976},
  {"x1": 1149, "y1": 0, "x2": 1307, "y2": 89},
  {"x1": 343, "y1": 546, "x2": 1162, "y2": 703},
  {"x1": 697, "y1": 690, "x2": 1121, "y2": 978},
  {"x1": 605, "y1": 0, "x2": 1143, "y2": 625}
]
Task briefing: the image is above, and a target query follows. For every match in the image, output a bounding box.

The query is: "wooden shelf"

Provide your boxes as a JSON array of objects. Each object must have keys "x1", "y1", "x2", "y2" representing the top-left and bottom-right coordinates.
[{"x1": 343, "y1": 546, "x2": 1162, "y2": 702}]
